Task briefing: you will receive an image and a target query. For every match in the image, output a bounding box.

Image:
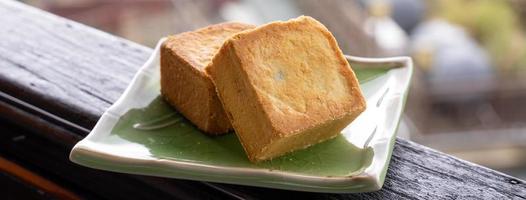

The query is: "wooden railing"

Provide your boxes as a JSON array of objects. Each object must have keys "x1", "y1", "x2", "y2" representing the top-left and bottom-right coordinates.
[{"x1": 0, "y1": 0, "x2": 524, "y2": 199}]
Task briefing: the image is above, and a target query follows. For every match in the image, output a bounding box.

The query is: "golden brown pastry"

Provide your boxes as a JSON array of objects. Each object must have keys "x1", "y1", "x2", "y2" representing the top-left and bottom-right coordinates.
[
  {"x1": 161, "y1": 22, "x2": 255, "y2": 134},
  {"x1": 207, "y1": 16, "x2": 366, "y2": 162}
]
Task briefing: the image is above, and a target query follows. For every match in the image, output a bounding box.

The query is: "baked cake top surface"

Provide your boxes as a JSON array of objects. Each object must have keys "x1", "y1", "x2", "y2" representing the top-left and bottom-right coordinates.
[
  {"x1": 228, "y1": 16, "x2": 365, "y2": 134},
  {"x1": 164, "y1": 22, "x2": 254, "y2": 70}
]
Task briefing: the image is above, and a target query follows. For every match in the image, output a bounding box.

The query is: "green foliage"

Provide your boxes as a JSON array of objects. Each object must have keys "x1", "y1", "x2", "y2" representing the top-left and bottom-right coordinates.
[{"x1": 435, "y1": 0, "x2": 526, "y2": 71}]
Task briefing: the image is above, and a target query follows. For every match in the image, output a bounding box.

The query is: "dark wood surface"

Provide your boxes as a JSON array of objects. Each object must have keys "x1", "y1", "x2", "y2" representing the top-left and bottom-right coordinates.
[
  {"x1": 0, "y1": 0, "x2": 524, "y2": 199},
  {"x1": 0, "y1": 171, "x2": 52, "y2": 200}
]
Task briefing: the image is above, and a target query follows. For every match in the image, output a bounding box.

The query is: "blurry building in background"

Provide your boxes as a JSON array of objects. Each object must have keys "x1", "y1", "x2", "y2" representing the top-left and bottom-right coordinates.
[
  {"x1": 21, "y1": 0, "x2": 526, "y2": 179},
  {"x1": 406, "y1": 0, "x2": 526, "y2": 179},
  {"x1": 23, "y1": 0, "x2": 381, "y2": 55},
  {"x1": 23, "y1": 0, "x2": 224, "y2": 47}
]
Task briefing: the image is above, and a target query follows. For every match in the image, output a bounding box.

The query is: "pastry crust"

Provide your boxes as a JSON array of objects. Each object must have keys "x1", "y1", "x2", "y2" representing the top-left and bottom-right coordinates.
[
  {"x1": 161, "y1": 22, "x2": 254, "y2": 134},
  {"x1": 207, "y1": 16, "x2": 366, "y2": 162}
]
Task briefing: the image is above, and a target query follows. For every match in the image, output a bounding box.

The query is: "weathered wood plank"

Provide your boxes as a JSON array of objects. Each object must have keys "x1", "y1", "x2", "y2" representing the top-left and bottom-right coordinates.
[
  {"x1": 0, "y1": 118, "x2": 242, "y2": 200},
  {"x1": 0, "y1": 0, "x2": 150, "y2": 130},
  {"x1": 0, "y1": 171, "x2": 53, "y2": 200},
  {"x1": 199, "y1": 139, "x2": 526, "y2": 199},
  {"x1": 0, "y1": 0, "x2": 524, "y2": 199}
]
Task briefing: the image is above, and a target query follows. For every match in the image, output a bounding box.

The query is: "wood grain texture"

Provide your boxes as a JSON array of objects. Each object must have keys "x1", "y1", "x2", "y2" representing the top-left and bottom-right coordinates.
[
  {"x1": 0, "y1": 0, "x2": 524, "y2": 199},
  {"x1": 0, "y1": 156, "x2": 80, "y2": 200},
  {"x1": 0, "y1": 0, "x2": 150, "y2": 130},
  {"x1": 0, "y1": 171, "x2": 53, "y2": 200},
  {"x1": 206, "y1": 140, "x2": 526, "y2": 200},
  {"x1": 0, "y1": 119, "x2": 242, "y2": 200}
]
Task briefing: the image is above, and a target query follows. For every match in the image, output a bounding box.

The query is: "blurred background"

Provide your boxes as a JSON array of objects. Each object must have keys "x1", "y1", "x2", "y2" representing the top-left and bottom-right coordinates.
[{"x1": 21, "y1": 0, "x2": 526, "y2": 179}]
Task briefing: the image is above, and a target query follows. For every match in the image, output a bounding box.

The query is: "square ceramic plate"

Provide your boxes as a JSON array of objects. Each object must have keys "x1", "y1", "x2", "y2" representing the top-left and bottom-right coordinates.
[{"x1": 70, "y1": 38, "x2": 413, "y2": 193}]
